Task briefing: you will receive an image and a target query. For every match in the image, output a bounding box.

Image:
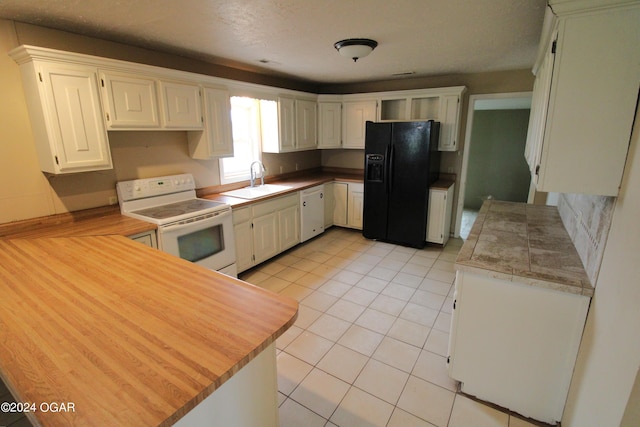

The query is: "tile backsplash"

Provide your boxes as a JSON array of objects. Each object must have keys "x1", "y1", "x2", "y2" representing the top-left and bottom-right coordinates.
[{"x1": 557, "y1": 193, "x2": 615, "y2": 286}]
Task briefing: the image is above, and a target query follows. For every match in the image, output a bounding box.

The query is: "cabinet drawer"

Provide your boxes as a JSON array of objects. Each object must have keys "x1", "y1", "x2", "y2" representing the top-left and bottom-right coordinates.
[
  {"x1": 233, "y1": 207, "x2": 251, "y2": 224},
  {"x1": 252, "y1": 193, "x2": 298, "y2": 217}
]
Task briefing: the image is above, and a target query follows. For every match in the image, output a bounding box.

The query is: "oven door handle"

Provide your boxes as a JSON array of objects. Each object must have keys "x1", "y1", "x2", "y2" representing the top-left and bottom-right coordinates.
[{"x1": 159, "y1": 210, "x2": 231, "y2": 234}]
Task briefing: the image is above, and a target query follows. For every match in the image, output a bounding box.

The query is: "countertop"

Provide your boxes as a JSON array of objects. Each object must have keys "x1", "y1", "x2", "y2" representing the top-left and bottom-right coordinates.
[
  {"x1": 0, "y1": 236, "x2": 298, "y2": 427},
  {"x1": 0, "y1": 205, "x2": 155, "y2": 239},
  {"x1": 199, "y1": 171, "x2": 364, "y2": 208},
  {"x1": 456, "y1": 200, "x2": 593, "y2": 297}
]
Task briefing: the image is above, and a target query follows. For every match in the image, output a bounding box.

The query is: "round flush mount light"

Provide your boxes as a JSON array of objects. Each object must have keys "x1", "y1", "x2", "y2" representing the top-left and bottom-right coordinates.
[{"x1": 334, "y1": 38, "x2": 378, "y2": 62}]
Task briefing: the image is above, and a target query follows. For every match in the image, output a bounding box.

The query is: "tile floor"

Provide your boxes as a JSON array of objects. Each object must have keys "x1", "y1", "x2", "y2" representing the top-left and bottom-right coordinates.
[{"x1": 241, "y1": 227, "x2": 545, "y2": 427}]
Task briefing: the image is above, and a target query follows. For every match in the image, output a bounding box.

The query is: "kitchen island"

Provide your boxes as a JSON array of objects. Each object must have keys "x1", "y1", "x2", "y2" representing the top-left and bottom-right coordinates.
[
  {"x1": 447, "y1": 200, "x2": 592, "y2": 424},
  {"x1": 0, "y1": 235, "x2": 298, "y2": 427}
]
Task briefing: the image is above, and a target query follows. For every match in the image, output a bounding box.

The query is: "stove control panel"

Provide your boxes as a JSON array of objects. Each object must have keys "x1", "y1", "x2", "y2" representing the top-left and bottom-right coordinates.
[{"x1": 117, "y1": 174, "x2": 196, "y2": 202}]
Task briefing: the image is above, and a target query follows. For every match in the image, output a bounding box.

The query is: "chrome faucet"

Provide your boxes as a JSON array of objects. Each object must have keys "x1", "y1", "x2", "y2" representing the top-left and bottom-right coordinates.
[{"x1": 249, "y1": 161, "x2": 266, "y2": 187}]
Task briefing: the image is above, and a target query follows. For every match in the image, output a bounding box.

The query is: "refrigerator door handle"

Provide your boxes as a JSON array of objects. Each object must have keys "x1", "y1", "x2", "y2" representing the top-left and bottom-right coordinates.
[{"x1": 388, "y1": 144, "x2": 395, "y2": 193}]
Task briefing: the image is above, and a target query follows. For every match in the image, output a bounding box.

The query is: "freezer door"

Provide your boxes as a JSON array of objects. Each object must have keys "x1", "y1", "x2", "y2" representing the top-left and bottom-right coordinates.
[{"x1": 363, "y1": 122, "x2": 391, "y2": 240}]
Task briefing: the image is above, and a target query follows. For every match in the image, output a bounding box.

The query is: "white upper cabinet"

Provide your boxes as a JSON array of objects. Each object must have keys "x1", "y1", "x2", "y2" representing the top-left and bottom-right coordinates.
[
  {"x1": 438, "y1": 95, "x2": 461, "y2": 151},
  {"x1": 377, "y1": 88, "x2": 465, "y2": 151},
  {"x1": 188, "y1": 86, "x2": 234, "y2": 159},
  {"x1": 159, "y1": 81, "x2": 203, "y2": 129},
  {"x1": 11, "y1": 54, "x2": 112, "y2": 174},
  {"x1": 525, "y1": 2, "x2": 640, "y2": 196},
  {"x1": 343, "y1": 100, "x2": 377, "y2": 149},
  {"x1": 318, "y1": 102, "x2": 343, "y2": 149},
  {"x1": 100, "y1": 72, "x2": 160, "y2": 129},
  {"x1": 295, "y1": 99, "x2": 317, "y2": 150},
  {"x1": 263, "y1": 96, "x2": 317, "y2": 153}
]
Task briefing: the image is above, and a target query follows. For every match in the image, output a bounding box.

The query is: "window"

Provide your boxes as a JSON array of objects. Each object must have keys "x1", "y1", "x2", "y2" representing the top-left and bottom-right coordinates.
[{"x1": 219, "y1": 96, "x2": 277, "y2": 185}]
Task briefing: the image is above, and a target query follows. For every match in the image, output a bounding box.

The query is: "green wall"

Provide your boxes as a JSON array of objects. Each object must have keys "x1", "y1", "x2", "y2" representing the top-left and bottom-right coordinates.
[{"x1": 464, "y1": 109, "x2": 531, "y2": 210}]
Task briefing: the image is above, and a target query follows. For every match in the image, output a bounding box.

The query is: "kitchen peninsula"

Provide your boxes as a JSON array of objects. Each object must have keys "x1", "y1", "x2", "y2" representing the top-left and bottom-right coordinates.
[
  {"x1": 447, "y1": 200, "x2": 592, "y2": 424},
  {"x1": 0, "y1": 235, "x2": 298, "y2": 427}
]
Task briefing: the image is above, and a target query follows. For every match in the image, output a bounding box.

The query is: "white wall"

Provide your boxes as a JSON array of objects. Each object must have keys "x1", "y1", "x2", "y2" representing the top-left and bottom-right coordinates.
[{"x1": 562, "y1": 104, "x2": 640, "y2": 426}]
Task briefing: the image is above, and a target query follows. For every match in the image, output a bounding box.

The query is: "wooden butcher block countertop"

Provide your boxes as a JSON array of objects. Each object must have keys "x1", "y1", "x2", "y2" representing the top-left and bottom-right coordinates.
[{"x1": 0, "y1": 236, "x2": 298, "y2": 427}]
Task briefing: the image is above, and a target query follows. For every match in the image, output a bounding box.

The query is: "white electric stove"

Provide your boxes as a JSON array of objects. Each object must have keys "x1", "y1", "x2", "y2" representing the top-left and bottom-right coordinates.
[{"x1": 117, "y1": 173, "x2": 237, "y2": 277}]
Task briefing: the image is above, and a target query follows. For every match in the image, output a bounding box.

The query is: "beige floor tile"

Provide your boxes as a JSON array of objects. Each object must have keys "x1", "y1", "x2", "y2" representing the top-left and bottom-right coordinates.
[
  {"x1": 356, "y1": 253, "x2": 384, "y2": 266},
  {"x1": 317, "y1": 344, "x2": 368, "y2": 383},
  {"x1": 326, "y1": 299, "x2": 366, "y2": 323},
  {"x1": 369, "y1": 294, "x2": 408, "y2": 316},
  {"x1": 317, "y1": 279, "x2": 352, "y2": 298},
  {"x1": 387, "y1": 318, "x2": 431, "y2": 348},
  {"x1": 448, "y1": 394, "x2": 509, "y2": 427},
  {"x1": 355, "y1": 308, "x2": 397, "y2": 335},
  {"x1": 354, "y1": 359, "x2": 409, "y2": 404},
  {"x1": 239, "y1": 269, "x2": 270, "y2": 285},
  {"x1": 342, "y1": 286, "x2": 378, "y2": 306},
  {"x1": 291, "y1": 258, "x2": 322, "y2": 272},
  {"x1": 419, "y1": 278, "x2": 453, "y2": 296},
  {"x1": 391, "y1": 272, "x2": 424, "y2": 288},
  {"x1": 279, "y1": 283, "x2": 314, "y2": 301},
  {"x1": 276, "y1": 325, "x2": 303, "y2": 350},
  {"x1": 294, "y1": 305, "x2": 322, "y2": 329},
  {"x1": 382, "y1": 282, "x2": 418, "y2": 301},
  {"x1": 401, "y1": 262, "x2": 431, "y2": 278},
  {"x1": 276, "y1": 266, "x2": 307, "y2": 282},
  {"x1": 433, "y1": 312, "x2": 452, "y2": 333},
  {"x1": 307, "y1": 313, "x2": 351, "y2": 342},
  {"x1": 355, "y1": 276, "x2": 390, "y2": 293},
  {"x1": 424, "y1": 329, "x2": 450, "y2": 356},
  {"x1": 367, "y1": 266, "x2": 398, "y2": 281},
  {"x1": 387, "y1": 408, "x2": 437, "y2": 427},
  {"x1": 397, "y1": 376, "x2": 455, "y2": 427},
  {"x1": 285, "y1": 331, "x2": 333, "y2": 365},
  {"x1": 301, "y1": 290, "x2": 338, "y2": 312},
  {"x1": 400, "y1": 302, "x2": 439, "y2": 327},
  {"x1": 338, "y1": 324, "x2": 384, "y2": 356},
  {"x1": 372, "y1": 336, "x2": 421, "y2": 373},
  {"x1": 330, "y1": 386, "x2": 394, "y2": 427},
  {"x1": 426, "y1": 268, "x2": 456, "y2": 284},
  {"x1": 410, "y1": 289, "x2": 447, "y2": 311},
  {"x1": 294, "y1": 271, "x2": 328, "y2": 289},
  {"x1": 277, "y1": 351, "x2": 313, "y2": 395},
  {"x1": 259, "y1": 275, "x2": 291, "y2": 293},
  {"x1": 279, "y1": 398, "x2": 327, "y2": 427},
  {"x1": 432, "y1": 259, "x2": 455, "y2": 273},
  {"x1": 333, "y1": 269, "x2": 365, "y2": 285},
  {"x1": 290, "y1": 368, "x2": 350, "y2": 419},
  {"x1": 258, "y1": 260, "x2": 288, "y2": 275},
  {"x1": 345, "y1": 260, "x2": 375, "y2": 275},
  {"x1": 411, "y1": 350, "x2": 458, "y2": 392},
  {"x1": 409, "y1": 254, "x2": 437, "y2": 267}
]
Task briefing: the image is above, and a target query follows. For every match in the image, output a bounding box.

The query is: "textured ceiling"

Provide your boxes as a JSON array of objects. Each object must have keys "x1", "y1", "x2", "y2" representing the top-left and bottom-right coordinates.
[{"x1": 0, "y1": 0, "x2": 547, "y2": 84}]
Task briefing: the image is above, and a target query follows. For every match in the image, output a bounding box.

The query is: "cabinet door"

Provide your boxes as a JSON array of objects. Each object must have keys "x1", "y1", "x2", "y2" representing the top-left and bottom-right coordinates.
[
  {"x1": 296, "y1": 99, "x2": 317, "y2": 150},
  {"x1": 101, "y1": 73, "x2": 159, "y2": 128},
  {"x1": 188, "y1": 87, "x2": 234, "y2": 159},
  {"x1": 318, "y1": 102, "x2": 342, "y2": 148},
  {"x1": 277, "y1": 96, "x2": 296, "y2": 152},
  {"x1": 279, "y1": 204, "x2": 300, "y2": 251},
  {"x1": 333, "y1": 182, "x2": 348, "y2": 226},
  {"x1": 347, "y1": 183, "x2": 364, "y2": 230},
  {"x1": 39, "y1": 63, "x2": 112, "y2": 173},
  {"x1": 159, "y1": 81, "x2": 203, "y2": 129},
  {"x1": 234, "y1": 221, "x2": 254, "y2": 273},
  {"x1": 343, "y1": 100, "x2": 377, "y2": 149},
  {"x1": 438, "y1": 95, "x2": 460, "y2": 151},
  {"x1": 426, "y1": 189, "x2": 446, "y2": 244},
  {"x1": 253, "y1": 212, "x2": 279, "y2": 264}
]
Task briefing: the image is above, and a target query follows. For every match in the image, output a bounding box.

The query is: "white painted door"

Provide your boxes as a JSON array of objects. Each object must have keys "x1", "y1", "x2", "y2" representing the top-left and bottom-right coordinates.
[
  {"x1": 159, "y1": 81, "x2": 202, "y2": 129},
  {"x1": 101, "y1": 72, "x2": 159, "y2": 128}
]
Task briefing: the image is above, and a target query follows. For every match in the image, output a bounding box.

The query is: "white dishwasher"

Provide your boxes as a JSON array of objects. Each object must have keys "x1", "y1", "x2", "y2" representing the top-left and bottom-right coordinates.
[{"x1": 300, "y1": 185, "x2": 325, "y2": 242}]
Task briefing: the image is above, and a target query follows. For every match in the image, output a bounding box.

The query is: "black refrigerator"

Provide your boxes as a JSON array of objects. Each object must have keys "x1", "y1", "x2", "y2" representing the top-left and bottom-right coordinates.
[{"x1": 363, "y1": 120, "x2": 441, "y2": 248}]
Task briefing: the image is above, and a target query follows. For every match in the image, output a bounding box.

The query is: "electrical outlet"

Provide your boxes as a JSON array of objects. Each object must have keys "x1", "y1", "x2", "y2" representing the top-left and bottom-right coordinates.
[
  {"x1": 109, "y1": 196, "x2": 118, "y2": 205},
  {"x1": 279, "y1": 165, "x2": 283, "y2": 174},
  {"x1": 295, "y1": 163, "x2": 299, "y2": 171}
]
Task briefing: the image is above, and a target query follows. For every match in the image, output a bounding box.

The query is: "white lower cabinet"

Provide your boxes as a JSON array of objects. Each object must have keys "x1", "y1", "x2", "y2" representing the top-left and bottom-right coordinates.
[
  {"x1": 447, "y1": 270, "x2": 590, "y2": 424},
  {"x1": 233, "y1": 193, "x2": 299, "y2": 273},
  {"x1": 323, "y1": 182, "x2": 334, "y2": 229},
  {"x1": 426, "y1": 183, "x2": 454, "y2": 245},
  {"x1": 333, "y1": 181, "x2": 364, "y2": 230},
  {"x1": 128, "y1": 230, "x2": 157, "y2": 248}
]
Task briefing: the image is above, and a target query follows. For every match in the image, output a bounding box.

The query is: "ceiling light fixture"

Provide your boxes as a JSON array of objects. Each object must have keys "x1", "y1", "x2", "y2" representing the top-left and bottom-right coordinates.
[{"x1": 334, "y1": 38, "x2": 378, "y2": 62}]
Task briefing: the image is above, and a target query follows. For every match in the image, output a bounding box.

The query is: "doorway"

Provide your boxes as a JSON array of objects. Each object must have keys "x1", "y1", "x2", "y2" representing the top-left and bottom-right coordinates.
[{"x1": 455, "y1": 93, "x2": 532, "y2": 239}]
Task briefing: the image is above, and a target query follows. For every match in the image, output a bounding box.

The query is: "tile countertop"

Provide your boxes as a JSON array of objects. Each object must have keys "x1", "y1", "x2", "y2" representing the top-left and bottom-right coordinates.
[{"x1": 456, "y1": 200, "x2": 594, "y2": 297}]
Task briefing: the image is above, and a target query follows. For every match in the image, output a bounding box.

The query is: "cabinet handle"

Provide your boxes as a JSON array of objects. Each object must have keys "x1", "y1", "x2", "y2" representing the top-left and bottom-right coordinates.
[
  {"x1": 320, "y1": 193, "x2": 323, "y2": 199},
  {"x1": 453, "y1": 299, "x2": 456, "y2": 310}
]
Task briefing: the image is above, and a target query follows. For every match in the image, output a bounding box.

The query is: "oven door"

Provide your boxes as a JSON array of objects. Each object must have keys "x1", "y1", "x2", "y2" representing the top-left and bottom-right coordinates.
[{"x1": 158, "y1": 209, "x2": 237, "y2": 276}]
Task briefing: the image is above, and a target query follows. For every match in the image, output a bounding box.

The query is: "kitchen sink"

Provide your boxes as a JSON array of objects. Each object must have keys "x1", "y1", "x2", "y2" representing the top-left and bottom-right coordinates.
[{"x1": 221, "y1": 184, "x2": 293, "y2": 200}]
